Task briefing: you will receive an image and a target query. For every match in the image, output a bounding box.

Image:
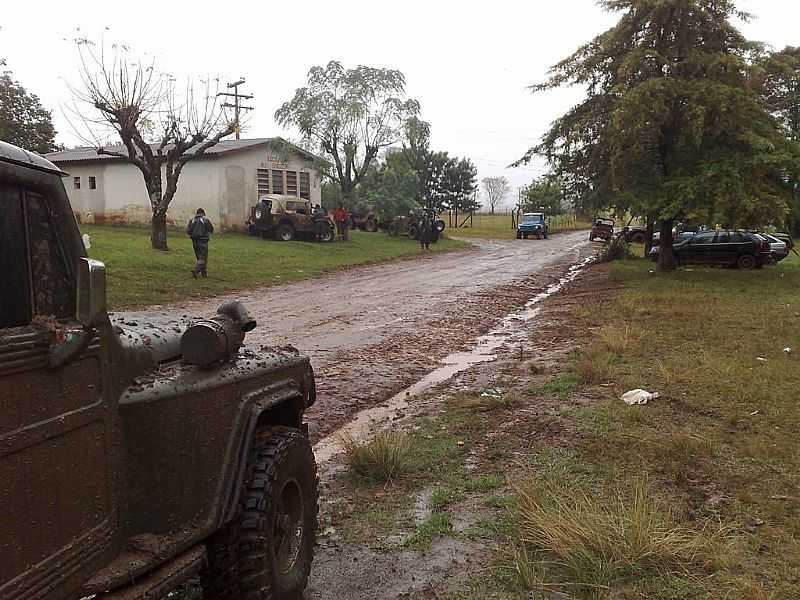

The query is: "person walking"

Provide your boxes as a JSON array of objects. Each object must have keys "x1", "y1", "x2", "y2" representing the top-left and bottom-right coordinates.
[
  {"x1": 312, "y1": 204, "x2": 328, "y2": 242},
  {"x1": 186, "y1": 208, "x2": 214, "y2": 278},
  {"x1": 419, "y1": 214, "x2": 432, "y2": 252},
  {"x1": 334, "y1": 204, "x2": 349, "y2": 241}
]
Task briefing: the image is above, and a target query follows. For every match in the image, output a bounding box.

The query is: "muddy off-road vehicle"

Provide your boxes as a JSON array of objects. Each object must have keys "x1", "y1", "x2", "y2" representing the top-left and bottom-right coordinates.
[
  {"x1": 348, "y1": 210, "x2": 379, "y2": 232},
  {"x1": 387, "y1": 208, "x2": 446, "y2": 242},
  {"x1": 0, "y1": 141, "x2": 318, "y2": 600},
  {"x1": 247, "y1": 193, "x2": 335, "y2": 242}
]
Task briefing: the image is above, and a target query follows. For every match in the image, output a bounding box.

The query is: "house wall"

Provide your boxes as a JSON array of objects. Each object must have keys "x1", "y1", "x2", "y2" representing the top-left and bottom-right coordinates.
[{"x1": 59, "y1": 144, "x2": 322, "y2": 230}]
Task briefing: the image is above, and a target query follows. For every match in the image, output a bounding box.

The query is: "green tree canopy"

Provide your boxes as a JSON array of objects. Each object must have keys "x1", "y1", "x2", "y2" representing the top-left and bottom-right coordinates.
[
  {"x1": 518, "y1": 0, "x2": 799, "y2": 268},
  {"x1": 523, "y1": 176, "x2": 567, "y2": 215},
  {"x1": 276, "y1": 61, "x2": 420, "y2": 204},
  {"x1": 0, "y1": 60, "x2": 57, "y2": 153}
]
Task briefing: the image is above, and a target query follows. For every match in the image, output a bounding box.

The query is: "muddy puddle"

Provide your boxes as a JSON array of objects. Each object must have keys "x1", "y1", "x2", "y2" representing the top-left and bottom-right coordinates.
[{"x1": 313, "y1": 256, "x2": 594, "y2": 464}]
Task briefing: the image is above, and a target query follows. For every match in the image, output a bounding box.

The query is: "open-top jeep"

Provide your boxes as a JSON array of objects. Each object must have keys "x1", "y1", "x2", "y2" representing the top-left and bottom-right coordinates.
[
  {"x1": 0, "y1": 141, "x2": 319, "y2": 600},
  {"x1": 247, "y1": 194, "x2": 334, "y2": 242},
  {"x1": 387, "y1": 208, "x2": 446, "y2": 242}
]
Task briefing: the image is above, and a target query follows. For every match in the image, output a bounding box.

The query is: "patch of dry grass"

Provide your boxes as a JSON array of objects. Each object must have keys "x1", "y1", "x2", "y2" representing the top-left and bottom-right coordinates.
[
  {"x1": 340, "y1": 431, "x2": 412, "y2": 482},
  {"x1": 510, "y1": 478, "x2": 727, "y2": 595}
]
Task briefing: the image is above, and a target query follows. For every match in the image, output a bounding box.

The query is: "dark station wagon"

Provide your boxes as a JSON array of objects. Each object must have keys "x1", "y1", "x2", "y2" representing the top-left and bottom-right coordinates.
[{"x1": 649, "y1": 229, "x2": 771, "y2": 269}]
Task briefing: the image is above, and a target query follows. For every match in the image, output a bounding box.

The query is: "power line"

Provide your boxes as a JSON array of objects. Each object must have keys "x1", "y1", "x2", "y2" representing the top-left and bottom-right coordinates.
[{"x1": 217, "y1": 78, "x2": 254, "y2": 140}]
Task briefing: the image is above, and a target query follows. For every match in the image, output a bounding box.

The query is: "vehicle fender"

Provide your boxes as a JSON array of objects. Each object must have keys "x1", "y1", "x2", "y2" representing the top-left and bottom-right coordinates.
[{"x1": 219, "y1": 375, "x2": 314, "y2": 526}]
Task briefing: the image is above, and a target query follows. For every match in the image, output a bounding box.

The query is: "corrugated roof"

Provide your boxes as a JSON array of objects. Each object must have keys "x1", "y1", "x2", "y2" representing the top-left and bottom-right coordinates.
[{"x1": 45, "y1": 137, "x2": 323, "y2": 164}]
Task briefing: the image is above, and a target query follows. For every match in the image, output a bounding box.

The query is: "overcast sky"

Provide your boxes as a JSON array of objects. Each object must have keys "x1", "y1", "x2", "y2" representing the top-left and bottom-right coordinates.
[{"x1": 2, "y1": 0, "x2": 798, "y2": 205}]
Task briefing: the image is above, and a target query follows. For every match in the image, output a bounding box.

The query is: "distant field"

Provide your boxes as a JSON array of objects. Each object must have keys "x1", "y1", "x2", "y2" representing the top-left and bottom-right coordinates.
[
  {"x1": 445, "y1": 213, "x2": 590, "y2": 239},
  {"x1": 82, "y1": 226, "x2": 469, "y2": 308}
]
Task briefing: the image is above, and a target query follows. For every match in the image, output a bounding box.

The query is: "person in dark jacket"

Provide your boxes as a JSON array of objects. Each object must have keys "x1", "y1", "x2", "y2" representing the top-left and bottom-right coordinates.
[
  {"x1": 418, "y1": 214, "x2": 432, "y2": 252},
  {"x1": 186, "y1": 208, "x2": 214, "y2": 278},
  {"x1": 312, "y1": 204, "x2": 328, "y2": 242}
]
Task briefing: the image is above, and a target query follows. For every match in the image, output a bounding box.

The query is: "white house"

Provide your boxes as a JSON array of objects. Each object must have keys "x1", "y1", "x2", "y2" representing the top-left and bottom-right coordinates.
[{"x1": 46, "y1": 138, "x2": 323, "y2": 230}]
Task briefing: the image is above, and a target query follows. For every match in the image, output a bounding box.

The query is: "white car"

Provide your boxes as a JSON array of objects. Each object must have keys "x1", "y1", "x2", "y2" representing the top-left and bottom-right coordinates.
[{"x1": 758, "y1": 233, "x2": 789, "y2": 262}]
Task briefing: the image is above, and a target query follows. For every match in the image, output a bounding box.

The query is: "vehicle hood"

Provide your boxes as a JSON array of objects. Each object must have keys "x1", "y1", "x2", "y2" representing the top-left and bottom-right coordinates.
[
  {"x1": 519, "y1": 222, "x2": 544, "y2": 228},
  {"x1": 110, "y1": 311, "x2": 196, "y2": 379}
]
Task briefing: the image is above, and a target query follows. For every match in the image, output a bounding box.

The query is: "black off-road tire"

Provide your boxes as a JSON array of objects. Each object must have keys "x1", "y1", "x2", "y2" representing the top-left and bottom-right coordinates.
[
  {"x1": 407, "y1": 224, "x2": 418, "y2": 240},
  {"x1": 388, "y1": 223, "x2": 399, "y2": 236},
  {"x1": 275, "y1": 224, "x2": 295, "y2": 242},
  {"x1": 320, "y1": 227, "x2": 334, "y2": 243},
  {"x1": 202, "y1": 427, "x2": 318, "y2": 600},
  {"x1": 737, "y1": 254, "x2": 756, "y2": 270},
  {"x1": 365, "y1": 219, "x2": 378, "y2": 233}
]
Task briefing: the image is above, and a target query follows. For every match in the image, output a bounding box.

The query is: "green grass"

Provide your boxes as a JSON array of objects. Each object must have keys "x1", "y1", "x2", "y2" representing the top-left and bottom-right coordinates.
[
  {"x1": 504, "y1": 253, "x2": 800, "y2": 599},
  {"x1": 82, "y1": 225, "x2": 468, "y2": 308},
  {"x1": 404, "y1": 512, "x2": 454, "y2": 550},
  {"x1": 447, "y1": 213, "x2": 590, "y2": 240},
  {"x1": 529, "y1": 374, "x2": 580, "y2": 399}
]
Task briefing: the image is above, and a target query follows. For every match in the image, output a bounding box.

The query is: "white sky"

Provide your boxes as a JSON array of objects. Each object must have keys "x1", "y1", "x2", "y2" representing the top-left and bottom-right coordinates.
[{"x1": 2, "y1": 0, "x2": 798, "y2": 207}]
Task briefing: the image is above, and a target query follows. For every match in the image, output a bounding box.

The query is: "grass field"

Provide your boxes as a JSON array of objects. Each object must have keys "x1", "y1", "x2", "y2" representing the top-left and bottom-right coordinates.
[
  {"x1": 447, "y1": 213, "x2": 591, "y2": 240},
  {"x1": 82, "y1": 225, "x2": 468, "y2": 308},
  {"x1": 508, "y1": 253, "x2": 800, "y2": 598}
]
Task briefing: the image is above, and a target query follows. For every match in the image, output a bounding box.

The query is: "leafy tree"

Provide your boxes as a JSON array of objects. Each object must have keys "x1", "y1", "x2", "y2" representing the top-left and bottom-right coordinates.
[
  {"x1": 0, "y1": 60, "x2": 57, "y2": 153},
  {"x1": 481, "y1": 176, "x2": 510, "y2": 214},
  {"x1": 420, "y1": 152, "x2": 477, "y2": 213},
  {"x1": 757, "y1": 46, "x2": 800, "y2": 234},
  {"x1": 524, "y1": 176, "x2": 567, "y2": 215},
  {"x1": 359, "y1": 150, "x2": 418, "y2": 220},
  {"x1": 69, "y1": 42, "x2": 235, "y2": 250},
  {"x1": 276, "y1": 61, "x2": 420, "y2": 205},
  {"x1": 518, "y1": 0, "x2": 798, "y2": 269}
]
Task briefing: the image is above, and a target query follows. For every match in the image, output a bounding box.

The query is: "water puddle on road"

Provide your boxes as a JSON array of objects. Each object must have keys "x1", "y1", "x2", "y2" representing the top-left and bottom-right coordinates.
[{"x1": 313, "y1": 256, "x2": 595, "y2": 464}]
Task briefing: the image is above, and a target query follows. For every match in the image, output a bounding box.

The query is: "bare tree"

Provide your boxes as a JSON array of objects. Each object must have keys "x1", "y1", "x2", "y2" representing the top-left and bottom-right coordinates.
[
  {"x1": 67, "y1": 40, "x2": 236, "y2": 249},
  {"x1": 481, "y1": 176, "x2": 510, "y2": 214}
]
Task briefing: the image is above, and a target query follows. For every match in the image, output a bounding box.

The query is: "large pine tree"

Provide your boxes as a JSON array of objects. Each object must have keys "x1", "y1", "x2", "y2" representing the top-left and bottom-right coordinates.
[{"x1": 519, "y1": 0, "x2": 798, "y2": 269}]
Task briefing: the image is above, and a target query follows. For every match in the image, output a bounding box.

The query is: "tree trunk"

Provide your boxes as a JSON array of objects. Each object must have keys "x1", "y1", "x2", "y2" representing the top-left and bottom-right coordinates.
[
  {"x1": 657, "y1": 218, "x2": 675, "y2": 271},
  {"x1": 151, "y1": 211, "x2": 168, "y2": 251},
  {"x1": 644, "y1": 217, "x2": 655, "y2": 255}
]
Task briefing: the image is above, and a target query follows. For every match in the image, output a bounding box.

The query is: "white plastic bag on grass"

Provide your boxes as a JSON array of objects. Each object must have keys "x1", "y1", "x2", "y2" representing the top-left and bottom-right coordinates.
[{"x1": 621, "y1": 389, "x2": 660, "y2": 406}]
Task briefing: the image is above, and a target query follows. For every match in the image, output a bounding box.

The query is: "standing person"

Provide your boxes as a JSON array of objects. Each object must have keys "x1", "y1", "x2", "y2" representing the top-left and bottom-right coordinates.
[
  {"x1": 312, "y1": 204, "x2": 328, "y2": 242},
  {"x1": 334, "y1": 204, "x2": 349, "y2": 241},
  {"x1": 186, "y1": 208, "x2": 214, "y2": 278},
  {"x1": 418, "y1": 214, "x2": 432, "y2": 252}
]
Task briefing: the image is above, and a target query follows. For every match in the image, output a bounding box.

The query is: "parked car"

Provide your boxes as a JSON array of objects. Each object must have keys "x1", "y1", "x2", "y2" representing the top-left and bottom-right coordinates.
[
  {"x1": 516, "y1": 212, "x2": 549, "y2": 239},
  {"x1": 759, "y1": 233, "x2": 789, "y2": 262},
  {"x1": 0, "y1": 141, "x2": 319, "y2": 600},
  {"x1": 648, "y1": 230, "x2": 771, "y2": 269},
  {"x1": 624, "y1": 225, "x2": 647, "y2": 244},
  {"x1": 589, "y1": 217, "x2": 614, "y2": 242},
  {"x1": 247, "y1": 194, "x2": 335, "y2": 242},
  {"x1": 652, "y1": 223, "x2": 703, "y2": 246}
]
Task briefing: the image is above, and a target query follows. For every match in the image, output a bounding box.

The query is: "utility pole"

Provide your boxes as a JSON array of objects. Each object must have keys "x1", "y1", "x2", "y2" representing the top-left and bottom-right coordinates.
[{"x1": 217, "y1": 78, "x2": 254, "y2": 140}]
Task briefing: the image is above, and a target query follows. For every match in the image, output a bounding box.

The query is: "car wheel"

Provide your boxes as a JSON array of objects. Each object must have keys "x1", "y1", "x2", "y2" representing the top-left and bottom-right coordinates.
[
  {"x1": 737, "y1": 254, "x2": 756, "y2": 270},
  {"x1": 276, "y1": 224, "x2": 295, "y2": 242},
  {"x1": 631, "y1": 232, "x2": 645, "y2": 244},
  {"x1": 589, "y1": 235, "x2": 594, "y2": 241},
  {"x1": 543, "y1": 232, "x2": 548, "y2": 239},
  {"x1": 388, "y1": 223, "x2": 399, "y2": 236},
  {"x1": 365, "y1": 219, "x2": 378, "y2": 233},
  {"x1": 202, "y1": 427, "x2": 318, "y2": 600},
  {"x1": 407, "y1": 225, "x2": 418, "y2": 240},
  {"x1": 320, "y1": 228, "x2": 334, "y2": 243},
  {"x1": 516, "y1": 231, "x2": 522, "y2": 239}
]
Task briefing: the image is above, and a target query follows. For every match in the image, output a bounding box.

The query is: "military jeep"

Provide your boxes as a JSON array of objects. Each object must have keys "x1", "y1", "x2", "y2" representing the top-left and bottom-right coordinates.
[
  {"x1": 247, "y1": 194, "x2": 334, "y2": 242},
  {"x1": 0, "y1": 141, "x2": 318, "y2": 600},
  {"x1": 387, "y1": 208, "x2": 446, "y2": 243}
]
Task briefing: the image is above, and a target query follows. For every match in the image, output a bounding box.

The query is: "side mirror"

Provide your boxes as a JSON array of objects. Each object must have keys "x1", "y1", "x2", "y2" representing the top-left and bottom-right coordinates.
[{"x1": 76, "y1": 257, "x2": 108, "y2": 327}]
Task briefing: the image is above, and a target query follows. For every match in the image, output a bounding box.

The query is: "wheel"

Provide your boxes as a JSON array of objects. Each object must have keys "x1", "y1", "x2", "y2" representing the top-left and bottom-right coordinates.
[
  {"x1": 737, "y1": 254, "x2": 756, "y2": 270},
  {"x1": 365, "y1": 219, "x2": 378, "y2": 233},
  {"x1": 516, "y1": 231, "x2": 522, "y2": 239},
  {"x1": 275, "y1": 224, "x2": 295, "y2": 242},
  {"x1": 631, "y1": 232, "x2": 645, "y2": 244},
  {"x1": 320, "y1": 227, "x2": 334, "y2": 243},
  {"x1": 523, "y1": 232, "x2": 529, "y2": 239},
  {"x1": 543, "y1": 232, "x2": 548, "y2": 239},
  {"x1": 433, "y1": 219, "x2": 446, "y2": 233},
  {"x1": 202, "y1": 427, "x2": 318, "y2": 600},
  {"x1": 388, "y1": 223, "x2": 399, "y2": 236},
  {"x1": 589, "y1": 234, "x2": 595, "y2": 241},
  {"x1": 407, "y1": 224, "x2": 418, "y2": 240}
]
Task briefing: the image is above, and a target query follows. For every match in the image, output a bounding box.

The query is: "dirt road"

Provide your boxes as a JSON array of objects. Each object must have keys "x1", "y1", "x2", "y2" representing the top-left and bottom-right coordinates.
[{"x1": 159, "y1": 231, "x2": 592, "y2": 440}]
